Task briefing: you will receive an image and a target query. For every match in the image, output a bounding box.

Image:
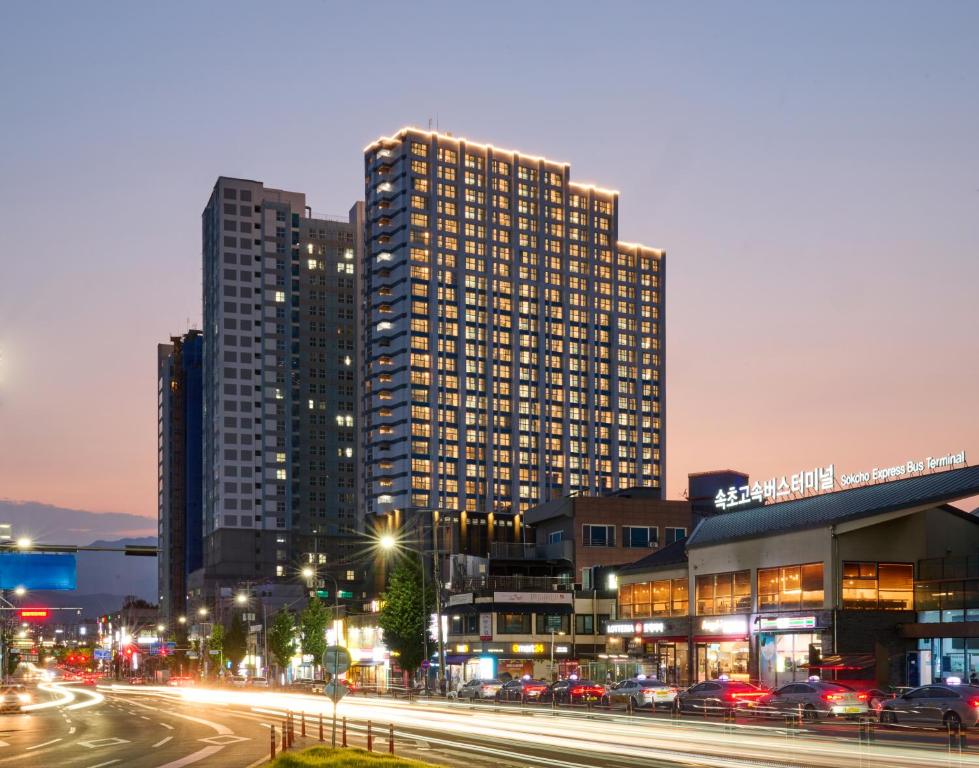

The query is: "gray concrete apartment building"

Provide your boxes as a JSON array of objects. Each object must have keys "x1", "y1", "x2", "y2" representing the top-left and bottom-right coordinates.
[
  {"x1": 360, "y1": 128, "x2": 666, "y2": 537},
  {"x1": 194, "y1": 177, "x2": 364, "y2": 606}
]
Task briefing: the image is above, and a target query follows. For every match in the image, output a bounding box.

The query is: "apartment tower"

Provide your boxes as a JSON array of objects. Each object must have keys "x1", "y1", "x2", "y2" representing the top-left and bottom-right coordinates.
[
  {"x1": 196, "y1": 177, "x2": 363, "y2": 605},
  {"x1": 361, "y1": 129, "x2": 665, "y2": 550},
  {"x1": 157, "y1": 329, "x2": 203, "y2": 624}
]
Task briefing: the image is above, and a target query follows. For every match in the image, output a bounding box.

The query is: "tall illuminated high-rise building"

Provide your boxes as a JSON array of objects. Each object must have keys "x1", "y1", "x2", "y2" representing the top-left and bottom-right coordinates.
[{"x1": 361, "y1": 128, "x2": 665, "y2": 539}]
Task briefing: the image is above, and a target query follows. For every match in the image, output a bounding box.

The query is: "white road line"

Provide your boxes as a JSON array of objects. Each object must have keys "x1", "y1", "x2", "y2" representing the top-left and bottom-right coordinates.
[
  {"x1": 153, "y1": 736, "x2": 173, "y2": 748},
  {"x1": 141, "y1": 716, "x2": 151, "y2": 720},
  {"x1": 242, "y1": 757, "x2": 268, "y2": 768},
  {"x1": 152, "y1": 745, "x2": 223, "y2": 768},
  {"x1": 25, "y1": 739, "x2": 62, "y2": 751},
  {"x1": 69, "y1": 727, "x2": 76, "y2": 735},
  {"x1": 159, "y1": 723, "x2": 174, "y2": 730},
  {"x1": 85, "y1": 761, "x2": 121, "y2": 768}
]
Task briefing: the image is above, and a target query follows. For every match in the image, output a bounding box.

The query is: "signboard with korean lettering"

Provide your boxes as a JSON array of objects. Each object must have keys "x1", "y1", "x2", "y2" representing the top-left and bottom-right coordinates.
[{"x1": 479, "y1": 613, "x2": 492, "y2": 640}]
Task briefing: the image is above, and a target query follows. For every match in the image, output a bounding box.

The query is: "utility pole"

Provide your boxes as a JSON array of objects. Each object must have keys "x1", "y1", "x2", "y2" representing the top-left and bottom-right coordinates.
[{"x1": 432, "y1": 514, "x2": 447, "y2": 696}]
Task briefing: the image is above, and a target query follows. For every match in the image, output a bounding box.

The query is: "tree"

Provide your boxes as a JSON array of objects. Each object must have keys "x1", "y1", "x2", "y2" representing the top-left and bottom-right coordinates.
[
  {"x1": 224, "y1": 613, "x2": 248, "y2": 673},
  {"x1": 207, "y1": 623, "x2": 224, "y2": 675},
  {"x1": 300, "y1": 597, "x2": 331, "y2": 675},
  {"x1": 378, "y1": 555, "x2": 431, "y2": 685},
  {"x1": 267, "y1": 608, "x2": 297, "y2": 674}
]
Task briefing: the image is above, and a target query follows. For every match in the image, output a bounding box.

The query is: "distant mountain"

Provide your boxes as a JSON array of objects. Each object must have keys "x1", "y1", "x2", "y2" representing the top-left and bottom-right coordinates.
[{"x1": 0, "y1": 500, "x2": 156, "y2": 545}]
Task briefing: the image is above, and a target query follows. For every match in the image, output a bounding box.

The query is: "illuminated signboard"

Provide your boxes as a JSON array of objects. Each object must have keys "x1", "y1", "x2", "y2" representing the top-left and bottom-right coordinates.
[
  {"x1": 454, "y1": 644, "x2": 470, "y2": 653},
  {"x1": 699, "y1": 617, "x2": 748, "y2": 635},
  {"x1": 0, "y1": 553, "x2": 76, "y2": 590},
  {"x1": 511, "y1": 643, "x2": 545, "y2": 654},
  {"x1": 714, "y1": 450, "x2": 967, "y2": 510},
  {"x1": 606, "y1": 621, "x2": 666, "y2": 635},
  {"x1": 554, "y1": 645, "x2": 570, "y2": 654},
  {"x1": 758, "y1": 616, "x2": 816, "y2": 631},
  {"x1": 19, "y1": 609, "x2": 49, "y2": 620}
]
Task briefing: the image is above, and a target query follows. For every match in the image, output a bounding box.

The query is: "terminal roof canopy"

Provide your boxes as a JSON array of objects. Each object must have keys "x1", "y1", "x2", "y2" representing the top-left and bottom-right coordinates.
[{"x1": 685, "y1": 465, "x2": 979, "y2": 549}]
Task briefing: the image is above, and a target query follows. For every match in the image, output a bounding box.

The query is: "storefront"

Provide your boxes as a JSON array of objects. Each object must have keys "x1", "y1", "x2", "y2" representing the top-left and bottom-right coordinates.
[
  {"x1": 693, "y1": 616, "x2": 750, "y2": 682},
  {"x1": 752, "y1": 613, "x2": 830, "y2": 688},
  {"x1": 606, "y1": 617, "x2": 691, "y2": 686},
  {"x1": 345, "y1": 620, "x2": 391, "y2": 692},
  {"x1": 446, "y1": 641, "x2": 575, "y2": 687}
]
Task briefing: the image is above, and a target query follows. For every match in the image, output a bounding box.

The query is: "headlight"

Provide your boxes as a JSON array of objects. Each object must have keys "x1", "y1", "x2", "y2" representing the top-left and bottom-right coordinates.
[{"x1": 17, "y1": 694, "x2": 31, "y2": 704}]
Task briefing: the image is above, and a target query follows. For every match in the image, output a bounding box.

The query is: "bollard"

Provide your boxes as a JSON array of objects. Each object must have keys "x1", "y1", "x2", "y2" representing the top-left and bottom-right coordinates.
[
  {"x1": 389, "y1": 722, "x2": 394, "y2": 754},
  {"x1": 289, "y1": 713, "x2": 295, "y2": 748},
  {"x1": 282, "y1": 718, "x2": 288, "y2": 752},
  {"x1": 301, "y1": 710, "x2": 306, "y2": 737},
  {"x1": 270, "y1": 724, "x2": 276, "y2": 760},
  {"x1": 342, "y1": 716, "x2": 348, "y2": 747},
  {"x1": 367, "y1": 719, "x2": 373, "y2": 752},
  {"x1": 319, "y1": 710, "x2": 324, "y2": 742}
]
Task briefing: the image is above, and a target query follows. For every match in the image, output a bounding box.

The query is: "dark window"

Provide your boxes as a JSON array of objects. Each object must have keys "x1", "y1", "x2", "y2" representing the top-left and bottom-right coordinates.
[
  {"x1": 583, "y1": 524, "x2": 615, "y2": 547},
  {"x1": 624, "y1": 526, "x2": 657, "y2": 548},
  {"x1": 497, "y1": 613, "x2": 531, "y2": 634},
  {"x1": 536, "y1": 614, "x2": 569, "y2": 634}
]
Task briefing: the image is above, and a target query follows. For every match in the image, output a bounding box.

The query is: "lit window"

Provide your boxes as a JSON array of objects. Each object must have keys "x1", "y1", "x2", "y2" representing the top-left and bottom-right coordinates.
[
  {"x1": 378, "y1": 495, "x2": 393, "y2": 504},
  {"x1": 276, "y1": 565, "x2": 285, "y2": 577},
  {"x1": 276, "y1": 469, "x2": 287, "y2": 480},
  {"x1": 275, "y1": 452, "x2": 286, "y2": 463},
  {"x1": 275, "y1": 291, "x2": 286, "y2": 303}
]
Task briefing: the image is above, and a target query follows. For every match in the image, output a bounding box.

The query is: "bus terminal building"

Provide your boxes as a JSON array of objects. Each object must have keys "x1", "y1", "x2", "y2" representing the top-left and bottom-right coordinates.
[{"x1": 613, "y1": 465, "x2": 979, "y2": 688}]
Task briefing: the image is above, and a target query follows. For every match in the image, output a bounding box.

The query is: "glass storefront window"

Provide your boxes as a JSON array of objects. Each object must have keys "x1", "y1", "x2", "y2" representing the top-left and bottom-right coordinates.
[
  {"x1": 696, "y1": 641, "x2": 749, "y2": 682},
  {"x1": 842, "y1": 561, "x2": 913, "y2": 610},
  {"x1": 696, "y1": 571, "x2": 750, "y2": 615},
  {"x1": 618, "y1": 579, "x2": 688, "y2": 618},
  {"x1": 757, "y1": 563, "x2": 824, "y2": 611},
  {"x1": 758, "y1": 632, "x2": 822, "y2": 688}
]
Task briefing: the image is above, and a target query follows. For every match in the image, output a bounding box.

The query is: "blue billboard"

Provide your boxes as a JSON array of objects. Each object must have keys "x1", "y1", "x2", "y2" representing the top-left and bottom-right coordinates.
[{"x1": 0, "y1": 552, "x2": 76, "y2": 590}]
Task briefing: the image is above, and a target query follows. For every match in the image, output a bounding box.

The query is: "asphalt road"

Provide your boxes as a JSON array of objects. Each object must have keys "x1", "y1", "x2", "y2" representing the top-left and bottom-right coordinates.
[{"x1": 1, "y1": 683, "x2": 976, "y2": 768}]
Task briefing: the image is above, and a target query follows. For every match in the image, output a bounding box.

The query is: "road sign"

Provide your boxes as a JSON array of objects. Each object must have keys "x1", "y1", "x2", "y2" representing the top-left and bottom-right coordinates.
[
  {"x1": 93, "y1": 649, "x2": 111, "y2": 661},
  {"x1": 323, "y1": 680, "x2": 348, "y2": 702},
  {"x1": 322, "y1": 645, "x2": 351, "y2": 676},
  {"x1": 208, "y1": 649, "x2": 220, "y2": 655}
]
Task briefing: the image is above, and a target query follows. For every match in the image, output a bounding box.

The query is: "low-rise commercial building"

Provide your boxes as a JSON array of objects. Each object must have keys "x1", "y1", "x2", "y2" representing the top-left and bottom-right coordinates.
[{"x1": 615, "y1": 465, "x2": 979, "y2": 688}]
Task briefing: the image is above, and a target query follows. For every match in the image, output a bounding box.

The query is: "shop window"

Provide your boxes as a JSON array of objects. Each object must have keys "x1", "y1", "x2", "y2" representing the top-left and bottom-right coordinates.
[
  {"x1": 757, "y1": 563, "x2": 824, "y2": 611},
  {"x1": 672, "y1": 578, "x2": 689, "y2": 616},
  {"x1": 497, "y1": 612, "x2": 531, "y2": 634},
  {"x1": 621, "y1": 579, "x2": 688, "y2": 618},
  {"x1": 665, "y1": 527, "x2": 687, "y2": 545},
  {"x1": 536, "y1": 614, "x2": 570, "y2": 634},
  {"x1": 696, "y1": 570, "x2": 750, "y2": 615},
  {"x1": 842, "y1": 561, "x2": 913, "y2": 610}
]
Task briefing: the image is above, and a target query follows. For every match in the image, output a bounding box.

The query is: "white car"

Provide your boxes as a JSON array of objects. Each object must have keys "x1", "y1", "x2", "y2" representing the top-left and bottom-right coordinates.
[
  {"x1": 456, "y1": 678, "x2": 503, "y2": 700},
  {"x1": 605, "y1": 678, "x2": 678, "y2": 709},
  {"x1": 249, "y1": 677, "x2": 269, "y2": 688},
  {"x1": 230, "y1": 675, "x2": 248, "y2": 687}
]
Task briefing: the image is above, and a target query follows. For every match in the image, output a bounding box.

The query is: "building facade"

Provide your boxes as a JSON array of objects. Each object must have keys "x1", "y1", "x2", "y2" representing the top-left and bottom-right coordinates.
[
  {"x1": 157, "y1": 329, "x2": 203, "y2": 624},
  {"x1": 361, "y1": 128, "x2": 666, "y2": 538},
  {"x1": 613, "y1": 465, "x2": 979, "y2": 689},
  {"x1": 197, "y1": 177, "x2": 363, "y2": 605}
]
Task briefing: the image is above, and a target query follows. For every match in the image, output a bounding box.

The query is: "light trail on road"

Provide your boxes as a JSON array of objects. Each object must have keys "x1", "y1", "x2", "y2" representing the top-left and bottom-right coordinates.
[{"x1": 100, "y1": 685, "x2": 972, "y2": 768}]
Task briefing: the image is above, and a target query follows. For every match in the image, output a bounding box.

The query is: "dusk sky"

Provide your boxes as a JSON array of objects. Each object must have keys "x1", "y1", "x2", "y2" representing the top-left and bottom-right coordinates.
[{"x1": 1, "y1": 1, "x2": 977, "y2": 522}]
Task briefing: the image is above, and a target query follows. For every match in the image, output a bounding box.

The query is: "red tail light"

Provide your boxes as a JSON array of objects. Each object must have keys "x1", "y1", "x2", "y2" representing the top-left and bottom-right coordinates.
[
  {"x1": 856, "y1": 693, "x2": 868, "y2": 701},
  {"x1": 822, "y1": 693, "x2": 843, "y2": 702},
  {"x1": 969, "y1": 698, "x2": 979, "y2": 708},
  {"x1": 730, "y1": 691, "x2": 765, "y2": 700}
]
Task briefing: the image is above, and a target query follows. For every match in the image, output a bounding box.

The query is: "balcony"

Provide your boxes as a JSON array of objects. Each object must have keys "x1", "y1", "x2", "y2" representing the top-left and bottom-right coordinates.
[
  {"x1": 448, "y1": 574, "x2": 573, "y2": 596},
  {"x1": 489, "y1": 540, "x2": 573, "y2": 563}
]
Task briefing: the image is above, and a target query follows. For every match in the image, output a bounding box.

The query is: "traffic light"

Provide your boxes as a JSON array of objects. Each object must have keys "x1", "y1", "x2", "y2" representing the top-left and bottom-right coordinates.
[{"x1": 123, "y1": 646, "x2": 134, "y2": 659}]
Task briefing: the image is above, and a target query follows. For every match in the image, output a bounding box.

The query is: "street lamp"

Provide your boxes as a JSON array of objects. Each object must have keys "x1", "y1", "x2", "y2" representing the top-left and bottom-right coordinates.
[
  {"x1": 13, "y1": 586, "x2": 25, "y2": 597},
  {"x1": 378, "y1": 533, "x2": 397, "y2": 552},
  {"x1": 300, "y1": 566, "x2": 315, "y2": 582},
  {"x1": 235, "y1": 593, "x2": 248, "y2": 606},
  {"x1": 177, "y1": 616, "x2": 187, "y2": 625},
  {"x1": 15, "y1": 538, "x2": 31, "y2": 550}
]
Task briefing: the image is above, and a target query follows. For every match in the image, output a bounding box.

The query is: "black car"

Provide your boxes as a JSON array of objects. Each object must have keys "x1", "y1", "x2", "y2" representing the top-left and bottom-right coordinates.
[
  {"x1": 675, "y1": 680, "x2": 766, "y2": 715},
  {"x1": 497, "y1": 678, "x2": 549, "y2": 702},
  {"x1": 539, "y1": 679, "x2": 606, "y2": 705}
]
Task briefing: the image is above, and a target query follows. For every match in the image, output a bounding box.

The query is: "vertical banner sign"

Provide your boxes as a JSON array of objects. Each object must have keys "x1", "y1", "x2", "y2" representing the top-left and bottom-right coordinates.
[{"x1": 479, "y1": 613, "x2": 492, "y2": 641}]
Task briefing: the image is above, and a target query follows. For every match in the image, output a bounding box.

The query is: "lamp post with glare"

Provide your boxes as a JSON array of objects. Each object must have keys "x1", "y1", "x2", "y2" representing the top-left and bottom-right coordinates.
[{"x1": 198, "y1": 606, "x2": 210, "y2": 678}]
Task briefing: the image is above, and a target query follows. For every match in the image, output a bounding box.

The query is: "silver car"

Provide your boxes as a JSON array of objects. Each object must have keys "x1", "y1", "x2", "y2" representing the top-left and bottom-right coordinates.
[
  {"x1": 605, "y1": 678, "x2": 678, "y2": 709},
  {"x1": 455, "y1": 678, "x2": 503, "y2": 700},
  {"x1": 879, "y1": 683, "x2": 979, "y2": 729},
  {"x1": 759, "y1": 680, "x2": 869, "y2": 720}
]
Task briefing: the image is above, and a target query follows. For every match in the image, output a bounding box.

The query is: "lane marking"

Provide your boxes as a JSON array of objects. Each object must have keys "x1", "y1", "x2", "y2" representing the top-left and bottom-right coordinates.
[
  {"x1": 85, "y1": 761, "x2": 121, "y2": 768},
  {"x1": 25, "y1": 739, "x2": 62, "y2": 751},
  {"x1": 141, "y1": 716, "x2": 150, "y2": 720},
  {"x1": 78, "y1": 738, "x2": 131, "y2": 749},
  {"x1": 153, "y1": 736, "x2": 173, "y2": 748},
  {"x1": 160, "y1": 723, "x2": 174, "y2": 730},
  {"x1": 152, "y1": 745, "x2": 223, "y2": 768},
  {"x1": 199, "y1": 735, "x2": 249, "y2": 745},
  {"x1": 69, "y1": 727, "x2": 76, "y2": 735}
]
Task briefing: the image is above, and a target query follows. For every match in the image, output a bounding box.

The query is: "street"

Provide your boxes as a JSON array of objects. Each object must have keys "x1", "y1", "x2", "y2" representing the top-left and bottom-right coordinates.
[{"x1": 1, "y1": 682, "x2": 976, "y2": 768}]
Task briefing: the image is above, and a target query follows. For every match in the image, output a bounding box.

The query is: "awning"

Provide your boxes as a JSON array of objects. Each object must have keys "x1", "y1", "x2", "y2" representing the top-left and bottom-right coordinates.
[{"x1": 802, "y1": 653, "x2": 875, "y2": 671}]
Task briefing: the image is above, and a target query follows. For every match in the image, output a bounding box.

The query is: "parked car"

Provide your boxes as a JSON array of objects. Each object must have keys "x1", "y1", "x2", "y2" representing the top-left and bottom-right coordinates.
[
  {"x1": 455, "y1": 678, "x2": 503, "y2": 700},
  {"x1": 879, "y1": 682, "x2": 979, "y2": 729},
  {"x1": 758, "y1": 680, "x2": 869, "y2": 720},
  {"x1": 230, "y1": 675, "x2": 249, "y2": 688},
  {"x1": 249, "y1": 677, "x2": 269, "y2": 688},
  {"x1": 0, "y1": 685, "x2": 31, "y2": 713},
  {"x1": 497, "y1": 678, "x2": 549, "y2": 702},
  {"x1": 540, "y1": 678, "x2": 606, "y2": 705},
  {"x1": 604, "y1": 678, "x2": 678, "y2": 709},
  {"x1": 166, "y1": 676, "x2": 195, "y2": 687},
  {"x1": 675, "y1": 679, "x2": 766, "y2": 715},
  {"x1": 309, "y1": 680, "x2": 328, "y2": 694}
]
